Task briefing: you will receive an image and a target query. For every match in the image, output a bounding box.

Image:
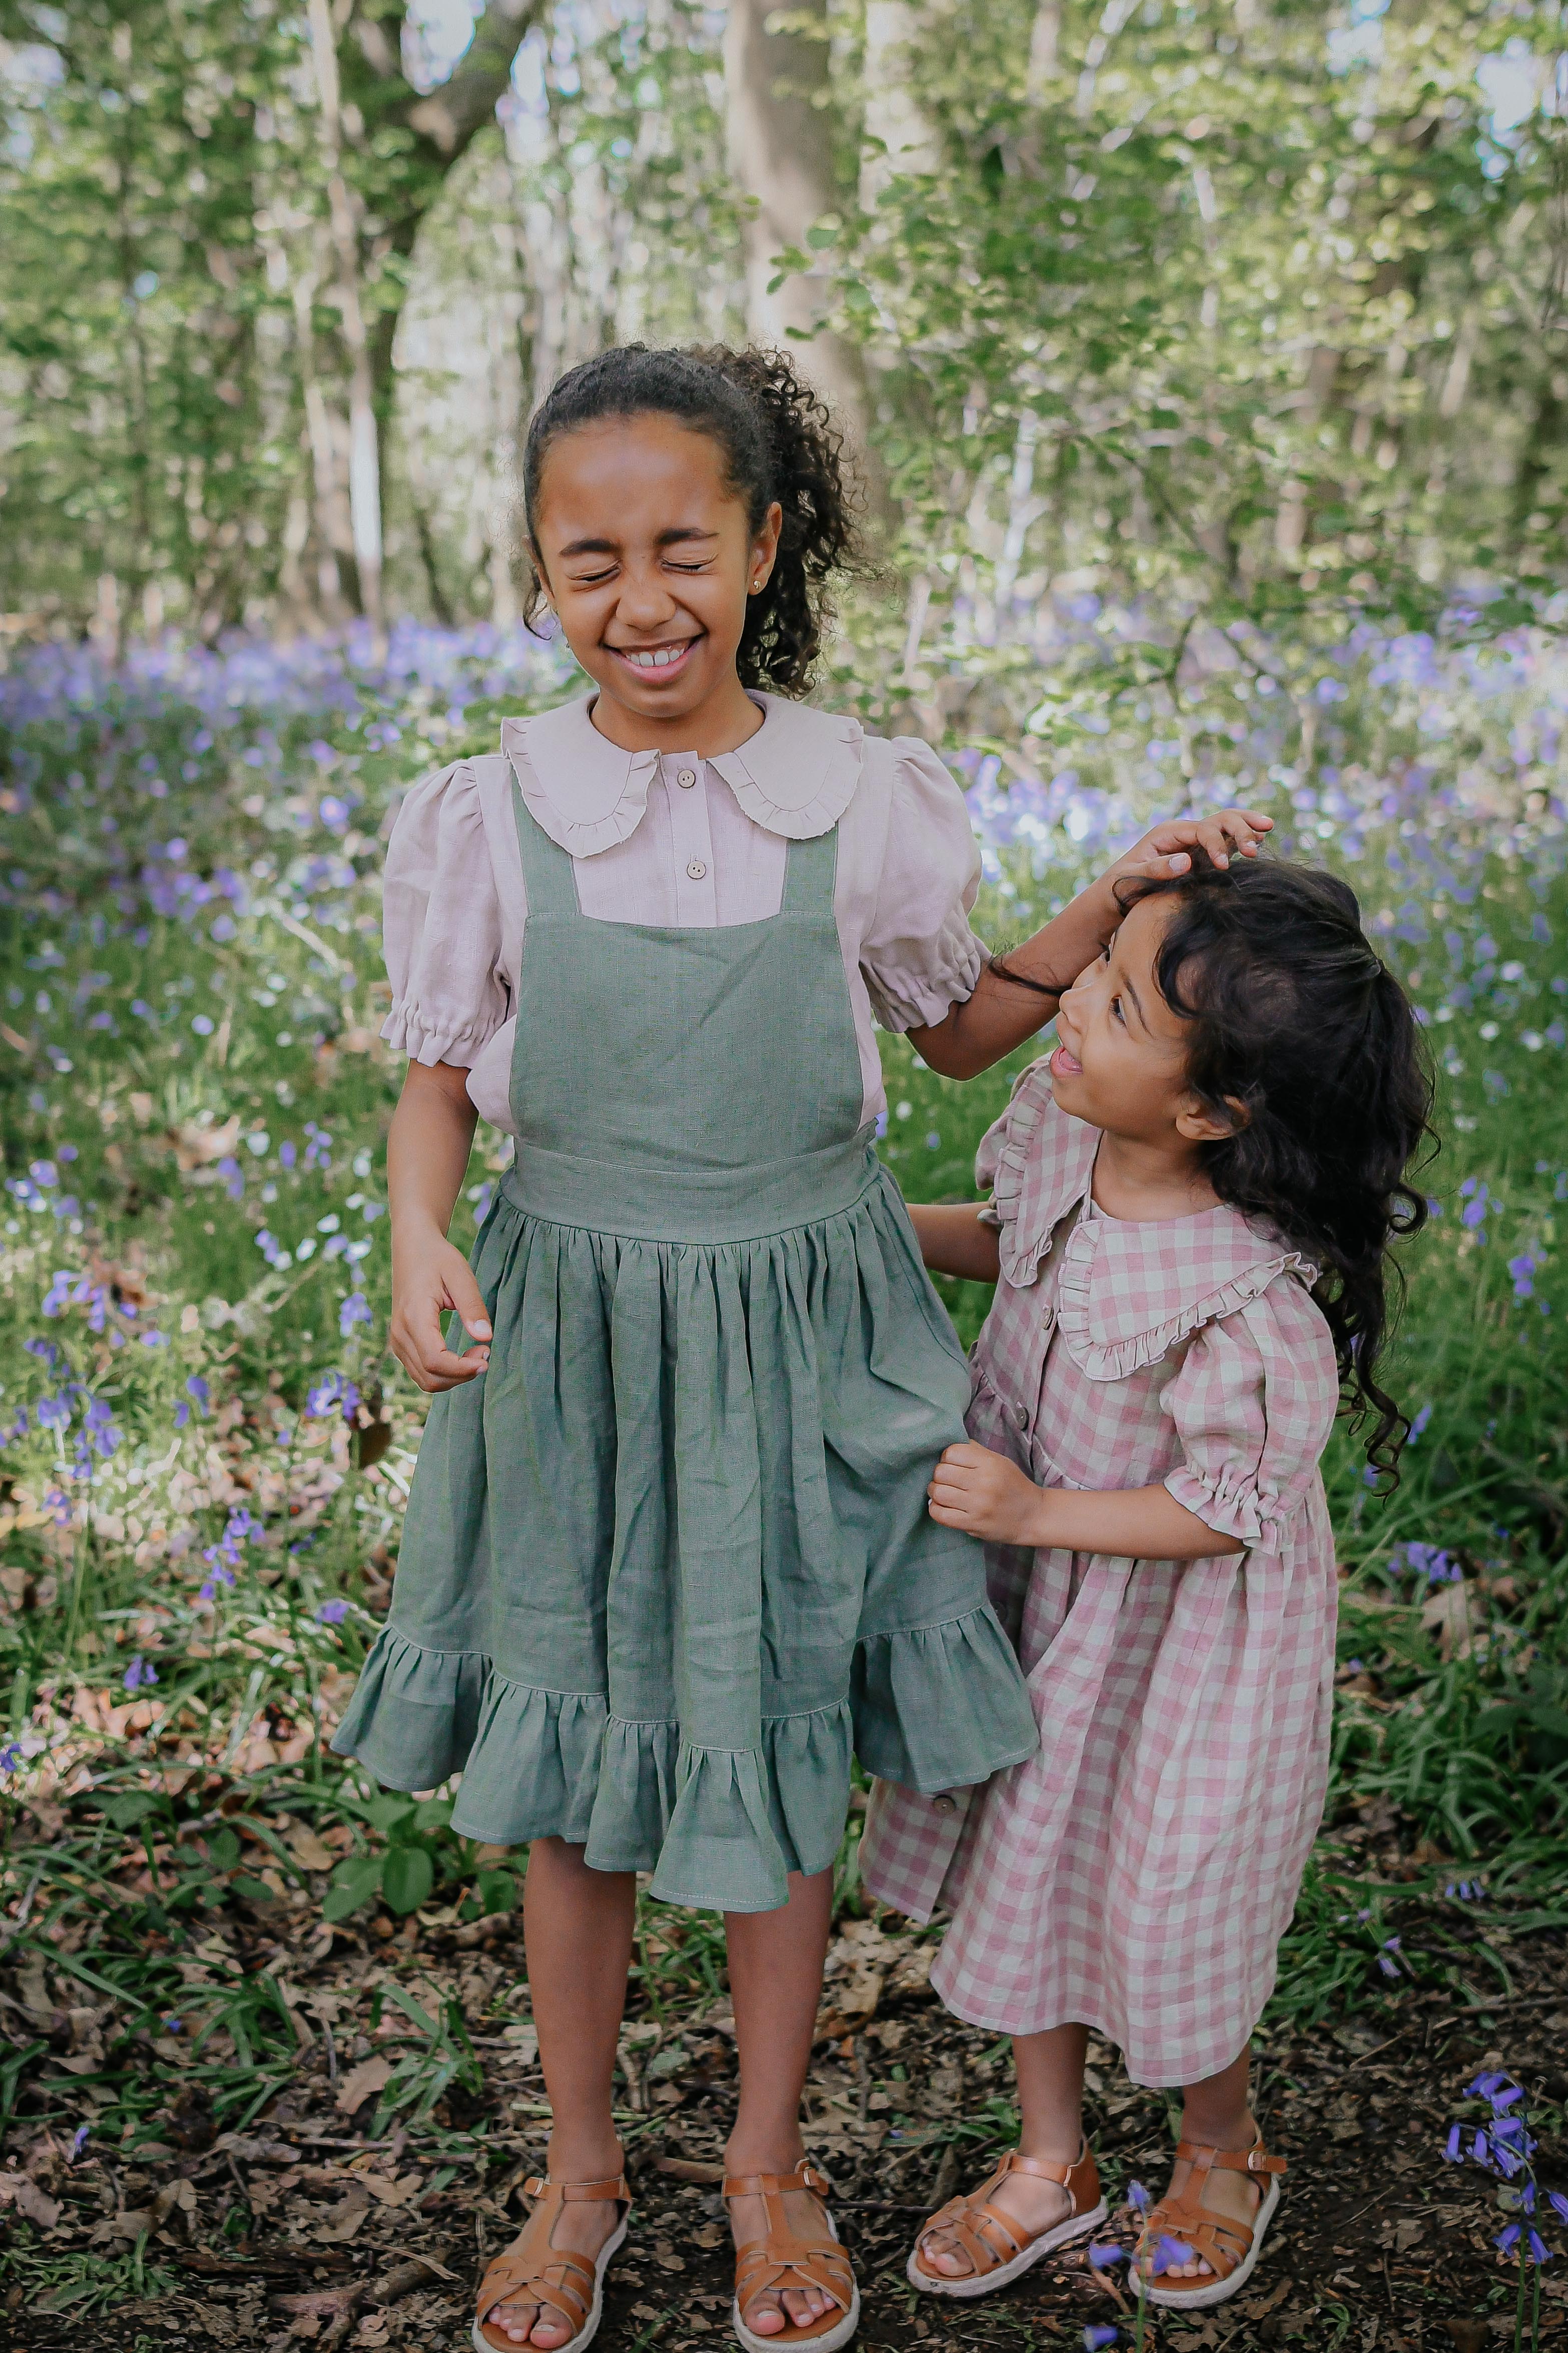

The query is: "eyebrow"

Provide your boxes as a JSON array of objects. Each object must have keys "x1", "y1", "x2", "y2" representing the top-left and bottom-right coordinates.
[{"x1": 557, "y1": 526, "x2": 720, "y2": 558}]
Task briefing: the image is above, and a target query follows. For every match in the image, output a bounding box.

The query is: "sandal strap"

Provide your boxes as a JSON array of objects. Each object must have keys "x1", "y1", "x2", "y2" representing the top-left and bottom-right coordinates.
[
  {"x1": 521, "y1": 2173, "x2": 632, "y2": 2203},
  {"x1": 1136, "y1": 2202, "x2": 1253, "y2": 2282},
  {"x1": 723, "y1": 2161, "x2": 832, "y2": 2201},
  {"x1": 1173, "y1": 2137, "x2": 1286, "y2": 2179}
]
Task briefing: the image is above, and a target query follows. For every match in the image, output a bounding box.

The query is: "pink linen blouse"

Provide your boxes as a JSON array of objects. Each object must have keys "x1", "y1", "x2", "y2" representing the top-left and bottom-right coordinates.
[{"x1": 380, "y1": 690, "x2": 984, "y2": 1131}]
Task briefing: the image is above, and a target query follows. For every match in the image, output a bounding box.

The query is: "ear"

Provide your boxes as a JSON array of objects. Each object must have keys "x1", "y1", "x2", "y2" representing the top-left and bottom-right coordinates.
[
  {"x1": 749, "y1": 500, "x2": 784, "y2": 592},
  {"x1": 527, "y1": 544, "x2": 556, "y2": 611},
  {"x1": 1174, "y1": 1092, "x2": 1249, "y2": 1145}
]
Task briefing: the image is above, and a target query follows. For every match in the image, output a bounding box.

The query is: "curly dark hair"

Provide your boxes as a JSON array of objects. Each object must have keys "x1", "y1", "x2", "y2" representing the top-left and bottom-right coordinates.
[
  {"x1": 996, "y1": 857, "x2": 1435, "y2": 1476},
  {"x1": 520, "y1": 342, "x2": 862, "y2": 694}
]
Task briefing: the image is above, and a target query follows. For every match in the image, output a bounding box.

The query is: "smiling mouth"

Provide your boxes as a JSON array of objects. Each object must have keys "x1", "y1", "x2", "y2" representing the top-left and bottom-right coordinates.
[
  {"x1": 1050, "y1": 1041, "x2": 1084, "y2": 1080},
  {"x1": 608, "y1": 639, "x2": 700, "y2": 676}
]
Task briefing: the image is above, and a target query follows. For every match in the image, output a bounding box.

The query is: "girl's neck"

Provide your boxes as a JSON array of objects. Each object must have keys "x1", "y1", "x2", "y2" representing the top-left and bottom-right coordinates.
[
  {"x1": 1090, "y1": 1129, "x2": 1221, "y2": 1224},
  {"x1": 587, "y1": 670, "x2": 765, "y2": 759}
]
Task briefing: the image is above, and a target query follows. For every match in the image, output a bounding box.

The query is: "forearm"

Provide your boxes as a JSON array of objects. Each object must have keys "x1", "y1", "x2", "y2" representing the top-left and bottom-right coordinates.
[
  {"x1": 1023, "y1": 1480, "x2": 1245, "y2": 1559},
  {"x1": 909, "y1": 877, "x2": 1120, "y2": 1079},
  {"x1": 387, "y1": 1061, "x2": 479, "y2": 1248},
  {"x1": 907, "y1": 1201, "x2": 1002, "y2": 1283}
]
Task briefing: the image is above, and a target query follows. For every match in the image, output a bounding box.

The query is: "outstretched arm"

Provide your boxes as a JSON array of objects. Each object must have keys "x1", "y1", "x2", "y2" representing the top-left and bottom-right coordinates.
[
  {"x1": 907, "y1": 1201, "x2": 1002, "y2": 1283},
  {"x1": 909, "y1": 808, "x2": 1274, "y2": 1080}
]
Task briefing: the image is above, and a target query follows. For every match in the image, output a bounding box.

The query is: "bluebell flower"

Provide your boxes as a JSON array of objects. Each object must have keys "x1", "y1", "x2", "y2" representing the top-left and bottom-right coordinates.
[
  {"x1": 317, "y1": 1599, "x2": 349, "y2": 1624},
  {"x1": 123, "y1": 1655, "x2": 158, "y2": 1692}
]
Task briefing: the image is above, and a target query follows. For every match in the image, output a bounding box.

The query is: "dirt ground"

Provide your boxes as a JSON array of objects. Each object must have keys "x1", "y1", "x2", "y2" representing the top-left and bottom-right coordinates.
[{"x1": 5, "y1": 1886, "x2": 1567, "y2": 2353}]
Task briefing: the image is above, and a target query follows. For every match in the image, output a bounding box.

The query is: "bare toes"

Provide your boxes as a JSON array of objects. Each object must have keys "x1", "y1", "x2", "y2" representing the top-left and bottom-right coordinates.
[{"x1": 746, "y1": 2302, "x2": 786, "y2": 2337}]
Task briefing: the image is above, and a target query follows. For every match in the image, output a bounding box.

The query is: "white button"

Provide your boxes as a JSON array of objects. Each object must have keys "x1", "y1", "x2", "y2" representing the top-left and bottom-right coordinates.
[
  {"x1": 932, "y1": 1794, "x2": 957, "y2": 1815},
  {"x1": 677, "y1": 768, "x2": 697, "y2": 789},
  {"x1": 1012, "y1": 1403, "x2": 1029, "y2": 1431},
  {"x1": 686, "y1": 859, "x2": 707, "y2": 881},
  {"x1": 1041, "y1": 1307, "x2": 1055, "y2": 1328}
]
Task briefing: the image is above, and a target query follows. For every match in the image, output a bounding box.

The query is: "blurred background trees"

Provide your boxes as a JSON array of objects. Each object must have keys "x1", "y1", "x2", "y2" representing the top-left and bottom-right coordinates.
[{"x1": 1, "y1": 0, "x2": 1564, "y2": 675}]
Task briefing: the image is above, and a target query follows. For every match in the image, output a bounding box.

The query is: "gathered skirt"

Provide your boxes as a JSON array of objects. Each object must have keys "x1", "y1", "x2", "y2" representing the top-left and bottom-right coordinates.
[{"x1": 332, "y1": 1164, "x2": 1038, "y2": 1912}]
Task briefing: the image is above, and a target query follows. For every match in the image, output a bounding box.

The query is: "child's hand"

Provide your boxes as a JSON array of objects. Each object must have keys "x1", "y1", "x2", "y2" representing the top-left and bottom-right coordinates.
[
  {"x1": 390, "y1": 1231, "x2": 493, "y2": 1393},
  {"x1": 927, "y1": 1441, "x2": 1050, "y2": 1545},
  {"x1": 1102, "y1": 807, "x2": 1273, "y2": 899}
]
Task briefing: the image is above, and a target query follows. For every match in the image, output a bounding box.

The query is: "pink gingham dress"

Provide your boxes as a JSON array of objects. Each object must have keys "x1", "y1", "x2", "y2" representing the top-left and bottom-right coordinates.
[{"x1": 860, "y1": 1062, "x2": 1341, "y2": 2086}]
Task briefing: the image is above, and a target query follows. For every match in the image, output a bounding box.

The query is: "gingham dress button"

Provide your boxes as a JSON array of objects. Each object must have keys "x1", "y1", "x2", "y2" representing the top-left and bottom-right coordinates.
[
  {"x1": 1012, "y1": 1402, "x2": 1029, "y2": 1430},
  {"x1": 677, "y1": 768, "x2": 697, "y2": 789},
  {"x1": 686, "y1": 859, "x2": 707, "y2": 881},
  {"x1": 932, "y1": 1794, "x2": 957, "y2": 1815}
]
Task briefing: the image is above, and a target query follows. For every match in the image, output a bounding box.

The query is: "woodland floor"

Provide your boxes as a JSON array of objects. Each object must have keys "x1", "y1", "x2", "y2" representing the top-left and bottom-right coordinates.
[{"x1": 4, "y1": 1853, "x2": 1565, "y2": 2353}]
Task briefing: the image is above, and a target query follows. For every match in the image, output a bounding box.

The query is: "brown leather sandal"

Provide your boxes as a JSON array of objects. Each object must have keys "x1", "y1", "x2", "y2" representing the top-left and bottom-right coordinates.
[
  {"x1": 471, "y1": 2170, "x2": 631, "y2": 2352},
  {"x1": 725, "y1": 2159, "x2": 860, "y2": 2353},
  {"x1": 1132, "y1": 2134, "x2": 1286, "y2": 2310},
  {"x1": 906, "y1": 2143, "x2": 1107, "y2": 2298}
]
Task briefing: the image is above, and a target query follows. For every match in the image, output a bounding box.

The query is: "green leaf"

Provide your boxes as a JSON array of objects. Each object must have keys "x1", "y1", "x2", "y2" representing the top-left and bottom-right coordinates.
[
  {"x1": 321, "y1": 1854, "x2": 383, "y2": 1921},
  {"x1": 379, "y1": 1978, "x2": 439, "y2": 2034},
  {"x1": 207, "y1": 1827, "x2": 241, "y2": 1871},
  {"x1": 475, "y1": 1868, "x2": 518, "y2": 1915},
  {"x1": 410, "y1": 1796, "x2": 453, "y2": 1831},
  {"x1": 380, "y1": 1844, "x2": 434, "y2": 1917},
  {"x1": 101, "y1": 1793, "x2": 160, "y2": 1829},
  {"x1": 364, "y1": 1793, "x2": 417, "y2": 1835}
]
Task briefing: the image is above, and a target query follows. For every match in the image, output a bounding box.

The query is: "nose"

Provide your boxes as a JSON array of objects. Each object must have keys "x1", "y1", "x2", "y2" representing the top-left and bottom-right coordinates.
[{"x1": 615, "y1": 560, "x2": 681, "y2": 633}]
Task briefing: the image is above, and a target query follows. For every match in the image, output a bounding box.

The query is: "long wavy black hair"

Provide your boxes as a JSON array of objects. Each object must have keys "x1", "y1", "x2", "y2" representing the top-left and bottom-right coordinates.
[
  {"x1": 520, "y1": 343, "x2": 862, "y2": 693},
  {"x1": 1000, "y1": 857, "x2": 1435, "y2": 1476}
]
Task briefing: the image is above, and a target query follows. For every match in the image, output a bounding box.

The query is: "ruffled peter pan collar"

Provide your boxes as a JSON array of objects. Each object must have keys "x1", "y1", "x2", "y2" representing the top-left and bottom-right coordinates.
[
  {"x1": 498, "y1": 690, "x2": 863, "y2": 859},
  {"x1": 988, "y1": 1059, "x2": 1319, "y2": 1382}
]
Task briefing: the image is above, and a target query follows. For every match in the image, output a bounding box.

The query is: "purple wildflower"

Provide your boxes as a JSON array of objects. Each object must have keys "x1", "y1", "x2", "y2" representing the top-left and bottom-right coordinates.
[
  {"x1": 69, "y1": 2125, "x2": 89, "y2": 2161},
  {"x1": 316, "y1": 1599, "x2": 349, "y2": 1624},
  {"x1": 1152, "y1": 2235, "x2": 1195, "y2": 2273},
  {"x1": 1497, "y1": 2223, "x2": 1521, "y2": 2253},
  {"x1": 123, "y1": 1655, "x2": 158, "y2": 1692},
  {"x1": 1126, "y1": 2181, "x2": 1151, "y2": 2214},
  {"x1": 1445, "y1": 2125, "x2": 1463, "y2": 2161},
  {"x1": 1083, "y1": 2331, "x2": 1120, "y2": 2350},
  {"x1": 1087, "y1": 2243, "x2": 1128, "y2": 2267}
]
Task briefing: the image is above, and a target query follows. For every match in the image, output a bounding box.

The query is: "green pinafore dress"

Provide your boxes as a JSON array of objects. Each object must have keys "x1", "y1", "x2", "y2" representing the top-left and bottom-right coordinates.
[{"x1": 334, "y1": 769, "x2": 1037, "y2": 1911}]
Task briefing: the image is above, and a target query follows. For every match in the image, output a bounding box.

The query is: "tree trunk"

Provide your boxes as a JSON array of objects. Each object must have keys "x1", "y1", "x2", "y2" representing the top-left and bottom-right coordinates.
[{"x1": 723, "y1": 0, "x2": 879, "y2": 494}]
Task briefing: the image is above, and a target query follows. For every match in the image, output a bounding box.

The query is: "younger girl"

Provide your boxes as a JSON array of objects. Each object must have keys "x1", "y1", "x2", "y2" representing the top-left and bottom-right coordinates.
[
  {"x1": 331, "y1": 341, "x2": 1268, "y2": 2353},
  {"x1": 862, "y1": 857, "x2": 1431, "y2": 2313}
]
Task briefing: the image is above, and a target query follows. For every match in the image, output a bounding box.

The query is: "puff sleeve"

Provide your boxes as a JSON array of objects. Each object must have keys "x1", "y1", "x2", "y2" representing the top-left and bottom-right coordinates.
[
  {"x1": 859, "y1": 739, "x2": 985, "y2": 1031},
  {"x1": 1161, "y1": 1280, "x2": 1340, "y2": 1558},
  {"x1": 381, "y1": 761, "x2": 509, "y2": 1069}
]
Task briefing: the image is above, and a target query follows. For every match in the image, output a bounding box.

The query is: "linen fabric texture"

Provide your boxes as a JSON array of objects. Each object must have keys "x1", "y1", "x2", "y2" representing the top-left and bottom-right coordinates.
[
  {"x1": 859, "y1": 1065, "x2": 1341, "y2": 2084},
  {"x1": 334, "y1": 704, "x2": 1037, "y2": 1914},
  {"x1": 378, "y1": 690, "x2": 985, "y2": 1134}
]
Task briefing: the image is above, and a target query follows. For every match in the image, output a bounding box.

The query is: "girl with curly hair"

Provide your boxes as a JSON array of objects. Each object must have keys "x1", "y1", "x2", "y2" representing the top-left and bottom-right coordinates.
[
  {"x1": 864, "y1": 857, "x2": 1432, "y2": 2315},
  {"x1": 331, "y1": 343, "x2": 1270, "y2": 2353}
]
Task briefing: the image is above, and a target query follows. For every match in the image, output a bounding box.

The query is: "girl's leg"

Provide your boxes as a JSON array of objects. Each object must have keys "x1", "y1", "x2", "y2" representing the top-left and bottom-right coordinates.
[
  {"x1": 919, "y1": 2022, "x2": 1089, "y2": 2276},
  {"x1": 1157, "y1": 2049, "x2": 1259, "y2": 2282},
  {"x1": 724, "y1": 1867, "x2": 837, "y2": 2334},
  {"x1": 484, "y1": 1839, "x2": 637, "y2": 2350}
]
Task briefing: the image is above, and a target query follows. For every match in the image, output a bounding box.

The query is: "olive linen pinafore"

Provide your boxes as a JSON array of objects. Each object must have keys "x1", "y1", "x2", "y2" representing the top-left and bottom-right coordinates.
[{"x1": 334, "y1": 777, "x2": 1037, "y2": 1913}]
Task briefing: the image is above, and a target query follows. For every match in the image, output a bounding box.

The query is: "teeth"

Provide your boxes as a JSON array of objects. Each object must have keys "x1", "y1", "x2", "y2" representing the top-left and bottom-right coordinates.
[{"x1": 623, "y1": 645, "x2": 689, "y2": 669}]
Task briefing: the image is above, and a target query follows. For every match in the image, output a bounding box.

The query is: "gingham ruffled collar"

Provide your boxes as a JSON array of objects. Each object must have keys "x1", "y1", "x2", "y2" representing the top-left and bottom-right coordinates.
[{"x1": 985, "y1": 1062, "x2": 1319, "y2": 1380}]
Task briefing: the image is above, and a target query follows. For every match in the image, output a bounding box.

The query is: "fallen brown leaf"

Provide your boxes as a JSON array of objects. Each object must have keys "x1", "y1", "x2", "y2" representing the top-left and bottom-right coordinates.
[
  {"x1": 654, "y1": 2157, "x2": 726, "y2": 2184},
  {"x1": 0, "y1": 2172, "x2": 60, "y2": 2230},
  {"x1": 334, "y1": 2053, "x2": 392, "y2": 2115}
]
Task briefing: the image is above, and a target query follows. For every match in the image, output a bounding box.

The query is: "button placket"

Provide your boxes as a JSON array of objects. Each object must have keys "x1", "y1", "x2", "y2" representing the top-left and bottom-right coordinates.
[{"x1": 665, "y1": 756, "x2": 718, "y2": 923}]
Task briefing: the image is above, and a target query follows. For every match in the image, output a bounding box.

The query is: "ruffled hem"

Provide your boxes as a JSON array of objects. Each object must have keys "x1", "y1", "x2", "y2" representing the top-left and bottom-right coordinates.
[
  {"x1": 1164, "y1": 1464, "x2": 1283, "y2": 1558},
  {"x1": 863, "y1": 921, "x2": 986, "y2": 1035},
  {"x1": 852, "y1": 1605, "x2": 1038, "y2": 1792},
  {"x1": 329, "y1": 1626, "x2": 488, "y2": 1790},
  {"x1": 380, "y1": 1004, "x2": 503, "y2": 1068},
  {"x1": 331, "y1": 1611, "x2": 1035, "y2": 1911},
  {"x1": 1056, "y1": 1216, "x2": 1317, "y2": 1383}
]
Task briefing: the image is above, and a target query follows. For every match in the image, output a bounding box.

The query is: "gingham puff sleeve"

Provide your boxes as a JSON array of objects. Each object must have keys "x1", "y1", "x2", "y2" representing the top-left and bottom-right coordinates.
[
  {"x1": 857, "y1": 739, "x2": 986, "y2": 1032},
  {"x1": 380, "y1": 761, "x2": 509, "y2": 1069},
  {"x1": 1161, "y1": 1277, "x2": 1340, "y2": 1558}
]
